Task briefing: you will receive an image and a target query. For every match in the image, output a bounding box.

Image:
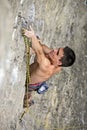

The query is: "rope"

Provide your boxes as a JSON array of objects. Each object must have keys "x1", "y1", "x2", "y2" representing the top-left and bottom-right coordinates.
[
  {"x1": 19, "y1": 34, "x2": 31, "y2": 122},
  {"x1": 24, "y1": 35, "x2": 31, "y2": 108}
]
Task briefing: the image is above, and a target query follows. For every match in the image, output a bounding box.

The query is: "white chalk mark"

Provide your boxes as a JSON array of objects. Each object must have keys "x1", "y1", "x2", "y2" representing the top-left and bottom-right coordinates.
[
  {"x1": 28, "y1": 4, "x2": 35, "y2": 22},
  {"x1": 0, "y1": 68, "x2": 5, "y2": 87},
  {"x1": 11, "y1": 66, "x2": 18, "y2": 85},
  {"x1": 12, "y1": 29, "x2": 16, "y2": 41},
  {"x1": 20, "y1": 0, "x2": 24, "y2": 5}
]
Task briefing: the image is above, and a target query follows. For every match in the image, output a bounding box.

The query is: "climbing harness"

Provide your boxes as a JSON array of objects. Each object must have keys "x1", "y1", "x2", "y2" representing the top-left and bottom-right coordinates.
[{"x1": 19, "y1": 31, "x2": 31, "y2": 122}]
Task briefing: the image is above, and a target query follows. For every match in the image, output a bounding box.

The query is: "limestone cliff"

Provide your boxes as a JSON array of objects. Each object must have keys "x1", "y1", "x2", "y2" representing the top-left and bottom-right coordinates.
[{"x1": 0, "y1": 0, "x2": 87, "y2": 130}]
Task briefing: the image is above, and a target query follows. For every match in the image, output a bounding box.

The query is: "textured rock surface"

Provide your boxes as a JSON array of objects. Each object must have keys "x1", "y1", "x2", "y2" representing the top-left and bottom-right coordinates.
[{"x1": 0, "y1": 0, "x2": 87, "y2": 130}]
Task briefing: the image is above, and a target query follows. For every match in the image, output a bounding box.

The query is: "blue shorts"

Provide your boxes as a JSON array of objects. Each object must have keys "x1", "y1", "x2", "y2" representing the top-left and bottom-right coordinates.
[{"x1": 29, "y1": 81, "x2": 49, "y2": 94}]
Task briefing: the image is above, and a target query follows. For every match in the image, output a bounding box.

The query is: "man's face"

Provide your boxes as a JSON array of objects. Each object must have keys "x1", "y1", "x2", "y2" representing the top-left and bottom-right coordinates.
[{"x1": 48, "y1": 48, "x2": 64, "y2": 66}]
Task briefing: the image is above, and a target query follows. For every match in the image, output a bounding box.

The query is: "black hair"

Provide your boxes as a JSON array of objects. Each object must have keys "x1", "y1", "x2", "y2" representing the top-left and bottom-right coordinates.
[{"x1": 60, "y1": 46, "x2": 76, "y2": 67}]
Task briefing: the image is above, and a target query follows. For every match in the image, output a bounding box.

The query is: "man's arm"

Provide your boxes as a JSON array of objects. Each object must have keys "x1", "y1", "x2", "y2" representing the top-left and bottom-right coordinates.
[
  {"x1": 30, "y1": 44, "x2": 52, "y2": 56},
  {"x1": 23, "y1": 26, "x2": 45, "y2": 62},
  {"x1": 41, "y1": 44, "x2": 52, "y2": 54},
  {"x1": 36, "y1": 36, "x2": 52, "y2": 54},
  {"x1": 30, "y1": 42, "x2": 52, "y2": 55}
]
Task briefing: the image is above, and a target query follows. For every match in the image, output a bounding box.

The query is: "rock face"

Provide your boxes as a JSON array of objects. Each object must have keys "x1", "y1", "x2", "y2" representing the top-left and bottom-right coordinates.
[{"x1": 0, "y1": 0, "x2": 87, "y2": 130}]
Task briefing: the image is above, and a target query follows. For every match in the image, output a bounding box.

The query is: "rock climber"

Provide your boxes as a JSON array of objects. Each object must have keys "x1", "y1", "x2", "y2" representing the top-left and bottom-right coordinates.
[{"x1": 22, "y1": 26, "x2": 76, "y2": 107}]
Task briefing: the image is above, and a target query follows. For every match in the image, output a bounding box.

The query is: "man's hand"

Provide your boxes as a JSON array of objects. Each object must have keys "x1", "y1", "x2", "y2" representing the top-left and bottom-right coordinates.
[{"x1": 22, "y1": 26, "x2": 35, "y2": 38}]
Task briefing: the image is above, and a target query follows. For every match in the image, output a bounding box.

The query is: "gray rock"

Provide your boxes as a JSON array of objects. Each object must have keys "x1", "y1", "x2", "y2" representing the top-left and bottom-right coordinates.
[{"x1": 0, "y1": 0, "x2": 87, "y2": 130}]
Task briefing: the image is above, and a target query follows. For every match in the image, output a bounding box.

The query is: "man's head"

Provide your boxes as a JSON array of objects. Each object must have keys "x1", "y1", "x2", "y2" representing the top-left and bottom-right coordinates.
[
  {"x1": 59, "y1": 46, "x2": 76, "y2": 67},
  {"x1": 48, "y1": 46, "x2": 76, "y2": 67},
  {"x1": 54, "y1": 46, "x2": 76, "y2": 67}
]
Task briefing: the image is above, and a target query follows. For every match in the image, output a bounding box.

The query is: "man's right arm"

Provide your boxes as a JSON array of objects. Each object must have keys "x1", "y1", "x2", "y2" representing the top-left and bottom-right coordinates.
[{"x1": 23, "y1": 26, "x2": 45, "y2": 62}]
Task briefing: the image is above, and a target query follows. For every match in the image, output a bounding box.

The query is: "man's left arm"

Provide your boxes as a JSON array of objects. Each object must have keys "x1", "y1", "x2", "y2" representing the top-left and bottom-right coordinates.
[{"x1": 30, "y1": 44, "x2": 52, "y2": 55}]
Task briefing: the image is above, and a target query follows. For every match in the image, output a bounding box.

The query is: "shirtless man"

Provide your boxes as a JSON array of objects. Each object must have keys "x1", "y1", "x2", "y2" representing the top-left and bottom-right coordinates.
[{"x1": 22, "y1": 26, "x2": 76, "y2": 107}]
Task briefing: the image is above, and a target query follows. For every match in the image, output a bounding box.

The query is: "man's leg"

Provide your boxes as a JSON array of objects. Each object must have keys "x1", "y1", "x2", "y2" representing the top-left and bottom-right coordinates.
[
  {"x1": 23, "y1": 84, "x2": 36, "y2": 108},
  {"x1": 23, "y1": 91, "x2": 33, "y2": 108}
]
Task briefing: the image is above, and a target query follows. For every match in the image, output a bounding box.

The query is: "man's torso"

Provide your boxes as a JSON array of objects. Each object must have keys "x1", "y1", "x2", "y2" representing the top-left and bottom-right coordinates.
[{"x1": 30, "y1": 55, "x2": 61, "y2": 84}]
